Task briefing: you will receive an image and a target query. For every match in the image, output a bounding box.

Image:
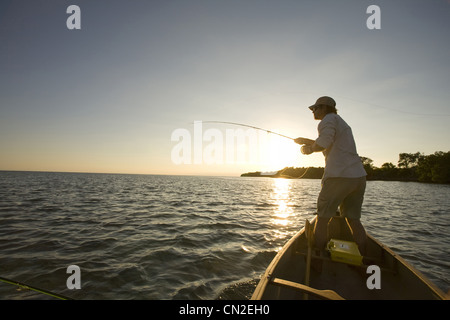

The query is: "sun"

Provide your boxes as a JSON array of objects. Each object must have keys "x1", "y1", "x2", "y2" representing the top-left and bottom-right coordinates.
[{"x1": 260, "y1": 136, "x2": 301, "y2": 171}]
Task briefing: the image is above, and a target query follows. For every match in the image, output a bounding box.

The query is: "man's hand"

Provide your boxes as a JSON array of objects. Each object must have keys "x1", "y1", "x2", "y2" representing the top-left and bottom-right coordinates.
[
  {"x1": 301, "y1": 145, "x2": 313, "y2": 155},
  {"x1": 294, "y1": 137, "x2": 315, "y2": 145}
]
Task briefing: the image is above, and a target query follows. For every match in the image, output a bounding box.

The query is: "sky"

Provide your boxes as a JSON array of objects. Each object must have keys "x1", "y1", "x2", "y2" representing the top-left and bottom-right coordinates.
[{"x1": 1, "y1": 0, "x2": 449, "y2": 176}]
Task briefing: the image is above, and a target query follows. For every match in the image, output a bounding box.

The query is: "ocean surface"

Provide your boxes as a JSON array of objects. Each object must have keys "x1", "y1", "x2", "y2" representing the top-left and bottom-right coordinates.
[{"x1": 0, "y1": 171, "x2": 448, "y2": 299}]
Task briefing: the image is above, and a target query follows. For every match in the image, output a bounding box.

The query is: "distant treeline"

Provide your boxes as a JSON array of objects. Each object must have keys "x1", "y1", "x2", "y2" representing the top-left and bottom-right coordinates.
[
  {"x1": 362, "y1": 151, "x2": 450, "y2": 184},
  {"x1": 241, "y1": 151, "x2": 450, "y2": 184},
  {"x1": 241, "y1": 167, "x2": 324, "y2": 179}
]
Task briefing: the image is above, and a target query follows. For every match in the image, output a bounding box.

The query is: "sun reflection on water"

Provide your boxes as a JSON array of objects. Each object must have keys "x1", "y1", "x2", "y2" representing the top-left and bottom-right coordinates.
[{"x1": 270, "y1": 178, "x2": 295, "y2": 230}]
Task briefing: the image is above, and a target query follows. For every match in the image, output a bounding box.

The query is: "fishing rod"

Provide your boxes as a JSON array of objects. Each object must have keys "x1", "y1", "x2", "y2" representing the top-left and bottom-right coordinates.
[
  {"x1": 200, "y1": 121, "x2": 313, "y2": 145},
  {"x1": 200, "y1": 121, "x2": 314, "y2": 179},
  {"x1": 0, "y1": 276, "x2": 73, "y2": 300},
  {"x1": 201, "y1": 121, "x2": 296, "y2": 141}
]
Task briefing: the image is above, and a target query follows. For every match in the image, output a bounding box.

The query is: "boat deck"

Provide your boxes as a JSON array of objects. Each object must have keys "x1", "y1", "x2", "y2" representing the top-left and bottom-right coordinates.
[{"x1": 252, "y1": 216, "x2": 446, "y2": 300}]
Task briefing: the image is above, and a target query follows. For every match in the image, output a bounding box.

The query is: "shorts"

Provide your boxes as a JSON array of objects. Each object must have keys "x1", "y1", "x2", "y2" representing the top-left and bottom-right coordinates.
[{"x1": 317, "y1": 176, "x2": 366, "y2": 219}]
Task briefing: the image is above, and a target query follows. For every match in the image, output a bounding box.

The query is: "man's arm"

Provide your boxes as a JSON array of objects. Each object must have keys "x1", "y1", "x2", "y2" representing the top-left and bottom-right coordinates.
[{"x1": 302, "y1": 116, "x2": 336, "y2": 154}]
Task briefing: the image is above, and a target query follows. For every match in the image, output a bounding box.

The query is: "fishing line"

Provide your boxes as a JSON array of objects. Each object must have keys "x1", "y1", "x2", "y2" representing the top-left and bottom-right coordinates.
[
  {"x1": 0, "y1": 276, "x2": 73, "y2": 300},
  {"x1": 200, "y1": 121, "x2": 295, "y2": 141}
]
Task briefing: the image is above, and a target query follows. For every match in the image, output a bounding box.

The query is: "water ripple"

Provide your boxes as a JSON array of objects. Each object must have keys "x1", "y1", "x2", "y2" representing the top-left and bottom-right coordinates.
[{"x1": 0, "y1": 172, "x2": 448, "y2": 299}]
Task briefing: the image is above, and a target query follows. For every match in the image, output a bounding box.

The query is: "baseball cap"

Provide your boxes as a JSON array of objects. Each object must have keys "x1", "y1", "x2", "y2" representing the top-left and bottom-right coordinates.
[{"x1": 308, "y1": 96, "x2": 336, "y2": 110}]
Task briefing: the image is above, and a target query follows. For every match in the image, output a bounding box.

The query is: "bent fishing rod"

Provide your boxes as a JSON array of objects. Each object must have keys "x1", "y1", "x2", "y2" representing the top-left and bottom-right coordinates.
[
  {"x1": 199, "y1": 121, "x2": 313, "y2": 145},
  {"x1": 197, "y1": 121, "x2": 314, "y2": 178}
]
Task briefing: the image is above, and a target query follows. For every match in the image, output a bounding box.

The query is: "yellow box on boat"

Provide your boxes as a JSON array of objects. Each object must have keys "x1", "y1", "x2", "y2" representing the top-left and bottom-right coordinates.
[{"x1": 327, "y1": 239, "x2": 363, "y2": 266}]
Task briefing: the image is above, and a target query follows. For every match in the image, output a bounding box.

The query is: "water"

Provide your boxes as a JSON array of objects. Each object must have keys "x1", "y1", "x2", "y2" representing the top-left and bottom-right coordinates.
[{"x1": 0, "y1": 171, "x2": 448, "y2": 299}]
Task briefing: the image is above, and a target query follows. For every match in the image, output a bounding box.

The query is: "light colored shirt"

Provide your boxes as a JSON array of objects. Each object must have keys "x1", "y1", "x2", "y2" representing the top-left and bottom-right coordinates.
[{"x1": 315, "y1": 113, "x2": 366, "y2": 181}]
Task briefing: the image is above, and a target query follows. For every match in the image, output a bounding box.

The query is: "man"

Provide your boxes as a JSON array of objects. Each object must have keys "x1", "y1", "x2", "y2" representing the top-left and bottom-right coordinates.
[{"x1": 295, "y1": 96, "x2": 367, "y2": 255}]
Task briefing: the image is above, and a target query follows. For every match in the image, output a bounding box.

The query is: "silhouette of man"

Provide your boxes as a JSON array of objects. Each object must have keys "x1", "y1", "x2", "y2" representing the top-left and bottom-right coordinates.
[{"x1": 295, "y1": 96, "x2": 367, "y2": 255}]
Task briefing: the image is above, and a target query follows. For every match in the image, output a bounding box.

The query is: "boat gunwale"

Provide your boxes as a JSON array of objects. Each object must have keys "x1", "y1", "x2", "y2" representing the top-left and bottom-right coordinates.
[{"x1": 366, "y1": 232, "x2": 446, "y2": 300}]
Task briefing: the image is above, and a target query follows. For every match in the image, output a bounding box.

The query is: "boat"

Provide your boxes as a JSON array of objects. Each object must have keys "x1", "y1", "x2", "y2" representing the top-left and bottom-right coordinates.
[{"x1": 251, "y1": 215, "x2": 446, "y2": 300}]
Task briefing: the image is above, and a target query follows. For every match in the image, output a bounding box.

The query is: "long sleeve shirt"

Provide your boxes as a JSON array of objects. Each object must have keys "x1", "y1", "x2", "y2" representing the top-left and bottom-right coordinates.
[{"x1": 315, "y1": 113, "x2": 367, "y2": 181}]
